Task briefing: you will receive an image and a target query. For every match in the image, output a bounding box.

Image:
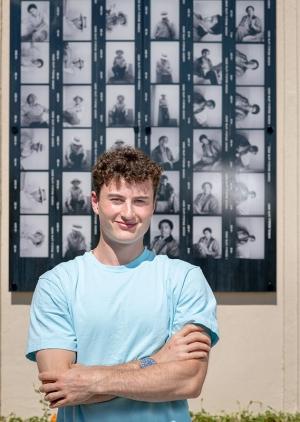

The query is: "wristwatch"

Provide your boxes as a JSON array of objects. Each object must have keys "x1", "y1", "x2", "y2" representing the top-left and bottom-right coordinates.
[{"x1": 139, "y1": 356, "x2": 157, "y2": 368}]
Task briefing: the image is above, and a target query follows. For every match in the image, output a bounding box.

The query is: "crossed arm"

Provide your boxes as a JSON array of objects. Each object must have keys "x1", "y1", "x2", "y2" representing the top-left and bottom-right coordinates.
[{"x1": 38, "y1": 324, "x2": 211, "y2": 408}]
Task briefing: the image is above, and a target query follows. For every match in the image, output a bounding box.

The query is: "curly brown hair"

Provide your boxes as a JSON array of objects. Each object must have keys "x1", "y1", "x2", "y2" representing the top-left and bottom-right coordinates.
[{"x1": 92, "y1": 147, "x2": 163, "y2": 197}]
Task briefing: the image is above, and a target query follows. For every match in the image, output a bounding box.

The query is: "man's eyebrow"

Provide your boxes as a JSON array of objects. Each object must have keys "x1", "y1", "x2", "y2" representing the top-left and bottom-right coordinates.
[{"x1": 107, "y1": 193, "x2": 151, "y2": 199}]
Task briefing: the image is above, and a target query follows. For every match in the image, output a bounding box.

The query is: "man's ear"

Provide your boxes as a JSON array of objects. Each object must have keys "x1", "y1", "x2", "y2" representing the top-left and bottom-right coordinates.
[{"x1": 91, "y1": 191, "x2": 99, "y2": 215}]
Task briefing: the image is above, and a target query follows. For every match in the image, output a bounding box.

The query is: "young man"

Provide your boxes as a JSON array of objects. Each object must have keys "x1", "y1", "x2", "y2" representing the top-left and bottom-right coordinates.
[{"x1": 26, "y1": 147, "x2": 219, "y2": 422}]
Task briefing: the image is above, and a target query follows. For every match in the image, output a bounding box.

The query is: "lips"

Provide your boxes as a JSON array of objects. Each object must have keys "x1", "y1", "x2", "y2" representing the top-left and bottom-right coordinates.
[{"x1": 116, "y1": 221, "x2": 138, "y2": 230}]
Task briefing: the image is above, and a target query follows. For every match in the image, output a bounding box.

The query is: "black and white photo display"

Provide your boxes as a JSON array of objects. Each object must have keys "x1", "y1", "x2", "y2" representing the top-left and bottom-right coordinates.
[{"x1": 10, "y1": 0, "x2": 276, "y2": 291}]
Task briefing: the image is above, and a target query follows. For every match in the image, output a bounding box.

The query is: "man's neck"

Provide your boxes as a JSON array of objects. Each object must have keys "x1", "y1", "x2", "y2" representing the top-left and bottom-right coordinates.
[{"x1": 92, "y1": 238, "x2": 145, "y2": 266}]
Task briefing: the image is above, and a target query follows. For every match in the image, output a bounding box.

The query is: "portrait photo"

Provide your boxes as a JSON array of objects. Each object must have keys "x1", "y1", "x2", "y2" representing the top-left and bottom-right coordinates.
[
  {"x1": 193, "y1": 172, "x2": 222, "y2": 215},
  {"x1": 150, "y1": 214, "x2": 180, "y2": 258},
  {"x1": 20, "y1": 215, "x2": 49, "y2": 257},
  {"x1": 193, "y1": 216, "x2": 222, "y2": 259},
  {"x1": 106, "y1": 0, "x2": 135, "y2": 41},
  {"x1": 150, "y1": 127, "x2": 180, "y2": 170},
  {"x1": 193, "y1": 86, "x2": 222, "y2": 128},
  {"x1": 21, "y1": 42, "x2": 49, "y2": 84},
  {"x1": 232, "y1": 173, "x2": 265, "y2": 215},
  {"x1": 63, "y1": 42, "x2": 92, "y2": 84},
  {"x1": 106, "y1": 128, "x2": 135, "y2": 150},
  {"x1": 234, "y1": 130, "x2": 265, "y2": 172},
  {"x1": 235, "y1": 87, "x2": 264, "y2": 129},
  {"x1": 21, "y1": 85, "x2": 49, "y2": 128},
  {"x1": 151, "y1": 42, "x2": 180, "y2": 84},
  {"x1": 62, "y1": 215, "x2": 91, "y2": 260},
  {"x1": 193, "y1": 43, "x2": 222, "y2": 85},
  {"x1": 106, "y1": 85, "x2": 135, "y2": 127},
  {"x1": 193, "y1": 0, "x2": 223, "y2": 42},
  {"x1": 63, "y1": 85, "x2": 92, "y2": 127},
  {"x1": 20, "y1": 129, "x2": 49, "y2": 170},
  {"x1": 63, "y1": 0, "x2": 92, "y2": 41},
  {"x1": 155, "y1": 171, "x2": 180, "y2": 214},
  {"x1": 21, "y1": 1, "x2": 49, "y2": 42},
  {"x1": 20, "y1": 171, "x2": 49, "y2": 214},
  {"x1": 236, "y1": 216, "x2": 265, "y2": 259},
  {"x1": 151, "y1": 0, "x2": 179, "y2": 40},
  {"x1": 193, "y1": 129, "x2": 222, "y2": 171},
  {"x1": 63, "y1": 129, "x2": 92, "y2": 170},
  {"x1": 236, "y1": 44, "x2": 265, "y2": 86},
  {"x1": 62, "y1": 172, "x2": 91, "y2": 215},
  {"x1": 106, "y1": 42, "x2": 135, "y2": 84},
  {"x1": 236, "y1": 1, "x2": 265, "y2": 43},
  {"x1": 151, "y1": 85, "x2": 179, "y2": 126}
]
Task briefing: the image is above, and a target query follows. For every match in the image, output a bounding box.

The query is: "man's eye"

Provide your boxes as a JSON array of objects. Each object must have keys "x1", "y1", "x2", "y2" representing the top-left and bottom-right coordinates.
[{"x1": 111, "y1": 198, "x2": 122, "y2": 203}]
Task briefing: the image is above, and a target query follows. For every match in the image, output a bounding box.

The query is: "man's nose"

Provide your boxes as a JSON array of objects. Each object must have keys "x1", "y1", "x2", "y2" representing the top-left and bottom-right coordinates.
[{"x1": 120, "y1": 201, "x2": 135, "y2": 219}]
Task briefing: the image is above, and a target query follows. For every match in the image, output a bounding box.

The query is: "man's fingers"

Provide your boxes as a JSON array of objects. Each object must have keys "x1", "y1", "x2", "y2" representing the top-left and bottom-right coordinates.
[
  {"x1": 186, "y1": 341, "x2": 211, "y2": 353},
  {"x1": 185, "y1": 331, "x2": 211, "y2": 346},
  {"x1": 39, "y1": 383, "x2": 58, "y2": 394},
  {"x1": 187, "y1": 351, "x2": 209, "y2": 360},
  {"x1": 39, "y1": 372, "x2": 59, "y2": 382},
  {"x1": 175, "y1": 324, "x2": 203, "y2": 337},
  {"x1": 45, "y1": 391, "x2": 65, "y2": 403},
  {"x1": 49, "y1": 398, "x2": 68, "y2": 408}
]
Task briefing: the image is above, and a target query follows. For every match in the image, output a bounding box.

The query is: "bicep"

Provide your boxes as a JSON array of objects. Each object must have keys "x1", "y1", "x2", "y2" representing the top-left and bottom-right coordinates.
[{"x1": 36, "y1": 349, "x2": 76, "y2": 373}]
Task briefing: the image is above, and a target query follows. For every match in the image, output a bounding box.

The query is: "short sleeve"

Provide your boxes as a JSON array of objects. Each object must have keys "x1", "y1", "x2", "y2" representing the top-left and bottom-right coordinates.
[
  {"x1": 26, "y1": 276, "x2": 77, "y2": 362},
  {"x1": 171, "y1": 267, "x2": 219, "y2": 346}
]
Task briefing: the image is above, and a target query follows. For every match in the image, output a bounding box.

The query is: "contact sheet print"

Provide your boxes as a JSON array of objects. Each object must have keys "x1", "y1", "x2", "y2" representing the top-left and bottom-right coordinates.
[{"x1": 10, "y1": 0, "x2": 276, "y2": 291}]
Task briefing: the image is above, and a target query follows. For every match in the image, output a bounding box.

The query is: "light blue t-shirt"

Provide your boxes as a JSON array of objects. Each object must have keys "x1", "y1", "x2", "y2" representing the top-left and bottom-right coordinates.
[{"x1": 26, "y1": 248, "x2": 219, "y2": 422}]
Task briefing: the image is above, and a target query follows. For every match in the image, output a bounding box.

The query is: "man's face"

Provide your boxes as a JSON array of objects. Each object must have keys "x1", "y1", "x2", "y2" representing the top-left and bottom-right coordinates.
[
  {"x1": 91, "y1": 178, "x2": 155, "y2": 246},
  {"x1": 203, "y1": 229, "x2": 211, "y2": 240},
  {"x1": 247, "y1": 7, "x2": 254, "y2": 17},
  {"x1": 28, "y1": 7, "x2": 38, "y2": 17},
  {"x1": 200, "y1": 136, "x2": 209, "y2": 145},
  {"x1": 159, "y1": 137, "x2": 167, "y2": 147},
  {"x1": 160, "y1": 222, "x2": 171, "y2": 237},
  {"x1": 203, "y1": 183, "x2": 211, "y2": 194},
  {"x1": 31, "y1": 188, "x2": 44, "y2": 203}
]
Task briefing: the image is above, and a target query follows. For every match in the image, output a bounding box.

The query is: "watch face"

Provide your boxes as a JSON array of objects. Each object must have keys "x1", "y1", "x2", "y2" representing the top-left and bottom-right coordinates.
[{"x1": 140, "y1": 357, "x2": 157, "y2": 368}]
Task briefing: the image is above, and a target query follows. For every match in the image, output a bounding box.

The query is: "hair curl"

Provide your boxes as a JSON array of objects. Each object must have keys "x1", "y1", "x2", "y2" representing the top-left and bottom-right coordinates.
[{"x1": 92, "y1": 146, "x2": 163, "y2": 197}]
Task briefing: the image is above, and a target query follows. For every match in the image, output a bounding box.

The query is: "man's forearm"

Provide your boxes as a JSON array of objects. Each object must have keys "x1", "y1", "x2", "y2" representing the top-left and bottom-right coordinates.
[{"x1": 93, "y1": 358, "x2": 208, "y2": 402}]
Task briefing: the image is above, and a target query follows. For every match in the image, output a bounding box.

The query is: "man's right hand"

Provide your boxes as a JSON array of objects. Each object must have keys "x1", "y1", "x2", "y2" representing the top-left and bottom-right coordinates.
[{"x1": 151, "y1": 324, "x2": 211, "y2": 364}]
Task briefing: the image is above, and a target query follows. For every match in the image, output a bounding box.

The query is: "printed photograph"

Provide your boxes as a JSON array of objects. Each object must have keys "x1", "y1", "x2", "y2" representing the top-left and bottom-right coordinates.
[
  {"x1": 63, "y1": 0, "x2": 91, "y2": 41},
  {"x1": 62, "y1": 172, "x2": 91, "y2": 215},
  {"x1": 106, "y1": 85, "x2": 135, "y2": 127},
  {"x1": 193, "y1": 43, "x2": 222, "y2": 85},
  {"x1": 63, "y1": 42, "x2": 92, "y2": 84},
  {"x1": 21, "y1": 42, "x2": 49, "y2": 84},
  {"x1": 106, "y1": 0, "x2": 135, "y2": 40},
  {"x1": 235, "y1": 216, "x2": 265, "y2": 259},
  {"x1": 63, "y1": 85, "x2": 92, "y2": 127},
  {"x1": 106, "y1": 42, "x2": 135, "y2": 84},
  {"x1": 155, "y1": 172, "x2": 180, "y2": 214},
  {"x1": 193, "y1": 129, "x2": 222, "y2": 171},
  {"x1": 150, "y1": 214, "x2": 180, "y2": 258},
  {"x1": 236, "y1": 44, "x2": 264, "y2": 86},
  {"x1": 21, "y1": 85, "x2": 49, "y2": 128},
  {"x1": 193, "y1": 0, "x2": 223, "y2": 42},
  {"x1": 150, "y1": 127, "x2": 180, "y2": 170},
  {"x1": 234, "y1": 130, "x2": 265, "y2": 172},
  {"x1": 236, "y1": 1, "x2": 265, "y2": 42},
  {"x1": 193, "y1": 216, "x2": 222, "y2": 259},
  {"x1": 20, "y1": 129, "x2": 49, "y2": 170},
  {"x1": 62, "y1": 215, "x2": 91, "y2": 260},
  {"x1": 106, "y1": 128, "x2": 135, "y2": 150},
  {"x1": 63, "y1": 129, "x2": 92, "y2": 170},
  {"x1": 151, "y1": 42, "x2": 180, "y2": 84},
  {"x1": 193, "y1": 86, "x2": 222, "y2": 128},
  {"x1": 232, "y1": 173, "x2": 265, "y2": 215},
  {"x1": 21, "y1": 1, "x2": 49, "y2": 42},
  {"x1": 193, "y1": 172, "x2": 222, "y2": 215},
  {"x1": 20, "y1": 215, "x2": 49, "y2": 257},
  {"x1": 20, "y1": 171, "x2": 48, "y2": 214},
  {"x1": 151, "y1": 85, "x2": 179, "y2": 126},
  {"x1": 235, "y1": 87, "x2": 264, "y2": 129},
  {"x1": 151, "y1": 0, "x2": 179, "y2": 40}
]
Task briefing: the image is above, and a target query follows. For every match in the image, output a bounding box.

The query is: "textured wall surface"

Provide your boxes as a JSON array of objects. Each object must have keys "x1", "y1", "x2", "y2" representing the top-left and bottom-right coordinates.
[{"x1": 1, "y1": 0, "x2": 300, "y2": 417}]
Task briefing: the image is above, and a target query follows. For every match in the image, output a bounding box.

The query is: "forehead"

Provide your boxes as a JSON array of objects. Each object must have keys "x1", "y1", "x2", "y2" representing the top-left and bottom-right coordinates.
[{"x1": 101, "y1": 178, "x2": 154, "y2": 197}]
